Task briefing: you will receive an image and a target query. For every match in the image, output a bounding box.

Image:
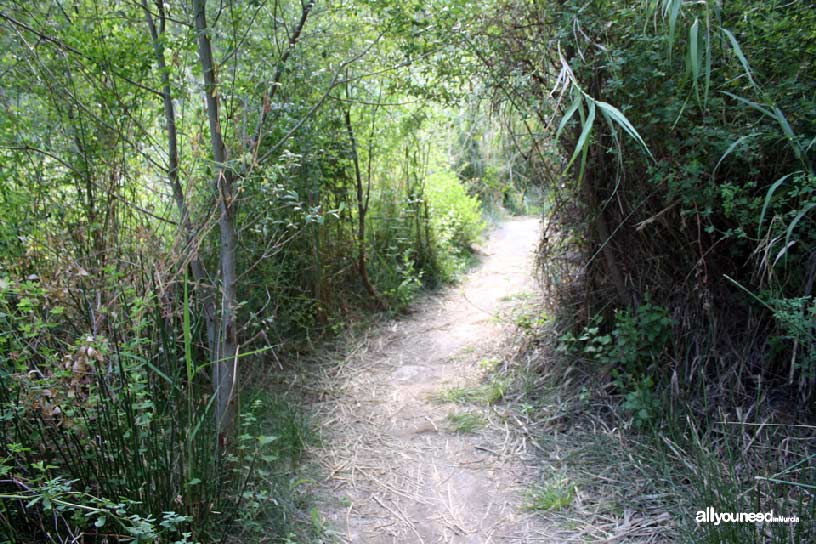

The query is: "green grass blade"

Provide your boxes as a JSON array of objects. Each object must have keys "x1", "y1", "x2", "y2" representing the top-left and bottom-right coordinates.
[
  {"x1": 713, "y1": 133, "x2": 754, "y2": 174},
  {"x1": 720, "y1": 91, "x2": 773, "y2": 117},
  {"x1": 689, "y1": 18, "x2": 700, "y2": 86},
  {"x1": 183, "y1": 274, "x2": 193, "y2": 386},
  {"x1": 773, "y1": 107, "x2": 804, "y2": 164},
  {"x1": 703, "y1": 18, "x2": 711, "y2": 109},
  {"x1": 667, "y1": 0, "x2": 682, "y2": 58},
  {"x1": 784, "y1": 202, "x2": 816, "y2": 254}
]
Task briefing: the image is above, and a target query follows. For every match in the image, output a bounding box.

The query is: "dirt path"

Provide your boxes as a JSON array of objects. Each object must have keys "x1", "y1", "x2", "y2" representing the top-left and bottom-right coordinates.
[{"x1": 306, "y1": 218, "x2": 552, "y2": 543}]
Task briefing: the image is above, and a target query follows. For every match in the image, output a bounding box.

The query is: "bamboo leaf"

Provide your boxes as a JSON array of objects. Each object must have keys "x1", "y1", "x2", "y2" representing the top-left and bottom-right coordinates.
[
  {"x1": 564, "y1": 99, "x2": 595, "y2": 173},
  {"x1": 721, "y1": 27, "x2": 757, "y2": 89},
  {"x1": 758, "y1": 172, "x2": 799, "y2": 232},
  {"x1": 667, "y1": 0, "x2": 682, "y2": 58},
  {"x1": 576, "y1": 101, "x2": 593, "y2": 186},
  {"x1": 723, "y1": 93, "x2": 805, "y2": 165},
  {"x1": 772, "y1": 107, "x2": 804, "y2": 163},
  {"x1": 596, "y1": 100, "x2": 654, "y2": 161},
  {"x1": 720, "y1": 91, "x2": 773, "y2": 117},
  {"x1": 772, "y1": 110, "x2": 794, "y2": 141},
  {"x1": 784, "y1": 202, "x2": 816, "y2": 255},
  {"x1": 703, "y1": 22, "x2": 711, "y2": 109},
  {"x1": 713, "y1": 134, "x2": 755, "y2": 174},
  {"x1": 556, "y1": 92, "x2": 582, "y2": 144},
  {"x1": 689, "y1": 19, "x2": 700, "y2": 84}
]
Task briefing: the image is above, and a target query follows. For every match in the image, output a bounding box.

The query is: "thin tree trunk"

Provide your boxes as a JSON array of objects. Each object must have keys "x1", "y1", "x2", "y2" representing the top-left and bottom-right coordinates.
[
  {"x1": 193, "y1": 0, "x2": 239, "y2": 445},
  {"x1": 343, "y1": 99, "x2": 385, "y2": 309},
  {"x1": 582, "y1": 147, "x2": 629, "y2": 307},
  {"x1": 251, "y1": 0, "x2": 316, "y2": 156},
  {"x1": 142, "y1": 0, "x2": 218, "y2": 362}
]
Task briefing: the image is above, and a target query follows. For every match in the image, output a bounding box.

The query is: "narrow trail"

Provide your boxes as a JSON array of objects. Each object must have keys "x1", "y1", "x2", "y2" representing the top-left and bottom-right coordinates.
[{"x1": 306, "y1": 218, "x2": 552, "y2": 543}]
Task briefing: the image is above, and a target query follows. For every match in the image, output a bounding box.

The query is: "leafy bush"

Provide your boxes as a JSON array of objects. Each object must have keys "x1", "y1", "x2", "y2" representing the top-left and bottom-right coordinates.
[
  {"x1": 426, "y1": 168, "x2": 486, "y2": 281},
  {"x1": 559, "y1": 302, "x2": 673, "y2": 370},
  {"x1": 558, "y1": 301, "x2": 673, "y2": 425}
]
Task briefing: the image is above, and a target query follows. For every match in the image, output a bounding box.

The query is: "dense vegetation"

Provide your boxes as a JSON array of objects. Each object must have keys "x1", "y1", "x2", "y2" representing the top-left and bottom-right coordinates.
[
  {"x1": 0, "y1": 1, "x2": 492, "y2": 541},
  {"x1": 468, "y1": 1, "x2": 815, "y2": 541},
  {"x1": 1, "y1": 0, "x2": 813, "y2": 542}
]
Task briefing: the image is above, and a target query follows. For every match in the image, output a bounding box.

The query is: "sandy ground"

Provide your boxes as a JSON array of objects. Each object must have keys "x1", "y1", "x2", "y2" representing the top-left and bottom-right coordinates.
[{"x1": 305, "y1": 218, "x2": 554, "y2": 543}]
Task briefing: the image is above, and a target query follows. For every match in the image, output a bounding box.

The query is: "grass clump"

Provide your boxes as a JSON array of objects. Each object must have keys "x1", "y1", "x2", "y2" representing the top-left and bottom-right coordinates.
[
  {"x1": 639, "y1": 420, "x2": 816, "y2": 544},
  {"x1": 446, "y1": 411, "x2": 486, "y2": 433},
  {"x1": 437, "y1": 379, "x2": 507, "y2": 405},
  {"x1": 524, "y1": 479, "x2": 575, "y2": 511}
]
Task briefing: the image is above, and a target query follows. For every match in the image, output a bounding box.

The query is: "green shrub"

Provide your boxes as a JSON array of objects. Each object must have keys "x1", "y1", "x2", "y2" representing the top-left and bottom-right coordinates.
[
  {"x1": 558, "y1": 301, "x2": 673, "y2": 426},
  {"x1": 426, "y1": 168, "x2": 486, "y2": 281},
  {"x1": 427, "y1": 169, "x2": 485, "y2": 251}
]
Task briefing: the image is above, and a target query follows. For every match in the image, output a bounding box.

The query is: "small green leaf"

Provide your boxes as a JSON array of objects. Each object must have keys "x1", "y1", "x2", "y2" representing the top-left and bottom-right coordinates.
[{"x1": 257, "y1": 435, "x2": 278, "y2": 446}]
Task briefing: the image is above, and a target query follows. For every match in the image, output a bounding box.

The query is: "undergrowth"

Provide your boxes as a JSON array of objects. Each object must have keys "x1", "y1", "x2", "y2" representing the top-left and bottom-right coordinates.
[{"x1": 503, "y1": 301, "x2": 815, "y2": 542}]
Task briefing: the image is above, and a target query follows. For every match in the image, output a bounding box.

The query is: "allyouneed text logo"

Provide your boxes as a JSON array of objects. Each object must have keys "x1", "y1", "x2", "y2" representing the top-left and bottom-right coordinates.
[{"x1": 696, "y1": 507, "x2": 799, "y2": 525}]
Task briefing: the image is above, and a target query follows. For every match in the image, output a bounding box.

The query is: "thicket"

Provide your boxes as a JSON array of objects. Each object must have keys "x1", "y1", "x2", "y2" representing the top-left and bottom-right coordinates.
[
  {"x1": 466, "y1": 0, "x2": 815, "y2": 540},
  {"x1": 0, "y1": 1, "x2": 490, "y2": 541}
]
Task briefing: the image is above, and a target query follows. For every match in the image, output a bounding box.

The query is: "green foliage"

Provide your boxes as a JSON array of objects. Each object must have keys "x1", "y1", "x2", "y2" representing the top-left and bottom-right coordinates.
[
  {"x1": 558, "y1": 302, "x2": 673, "y2": 426},
  {"x1": 426, "y1": 168, "x2": 487, "y2": 281},
  {"x1": 559, "y1": 302, "x2": 673, "y2": 372},
  {"x1": 514, "y1": 308, "x2": 550, "y2": 333},
  {"x1": 227, "y1": 396, "x2": 315, "y2": 541},
  {"x1": 384, "y1": 249, "x2": 424, "y2": 310},
  {"x1": 479, "y1": 0, "x2": 814, "y2": 418},
  {"x1": 0, "y1": 1, "x2": 500, "y2": 539},
  {"x1": 1, "y1": 279, "x2": 209, "y2": 540},
  {"x1": 428, "y1": 169, "x2": 485, "y2": 250},
  {"x1": 646, "y1": 419, "x2": 816, "y2": 544}
]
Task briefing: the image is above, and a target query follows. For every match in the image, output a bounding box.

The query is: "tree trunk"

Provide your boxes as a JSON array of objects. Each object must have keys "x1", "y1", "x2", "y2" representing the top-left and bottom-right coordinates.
[
  {"x1": 582, "y1": 145, "x2": 629, "y2": 307},
  {"x1": 343, "y1": 101, "x2": 386, "y2": 309},
  {"x1": 142, "y1": 0, "x2": 218, "y2": 363},
  {"x1": 193, "y1": 0, "x2": 238, "y2": 446}
]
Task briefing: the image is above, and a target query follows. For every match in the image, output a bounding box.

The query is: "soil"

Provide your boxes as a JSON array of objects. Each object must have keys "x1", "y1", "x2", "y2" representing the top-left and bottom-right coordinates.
[{"x1": 305, "y1": 218, "x2": 554, "y2": 543}]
